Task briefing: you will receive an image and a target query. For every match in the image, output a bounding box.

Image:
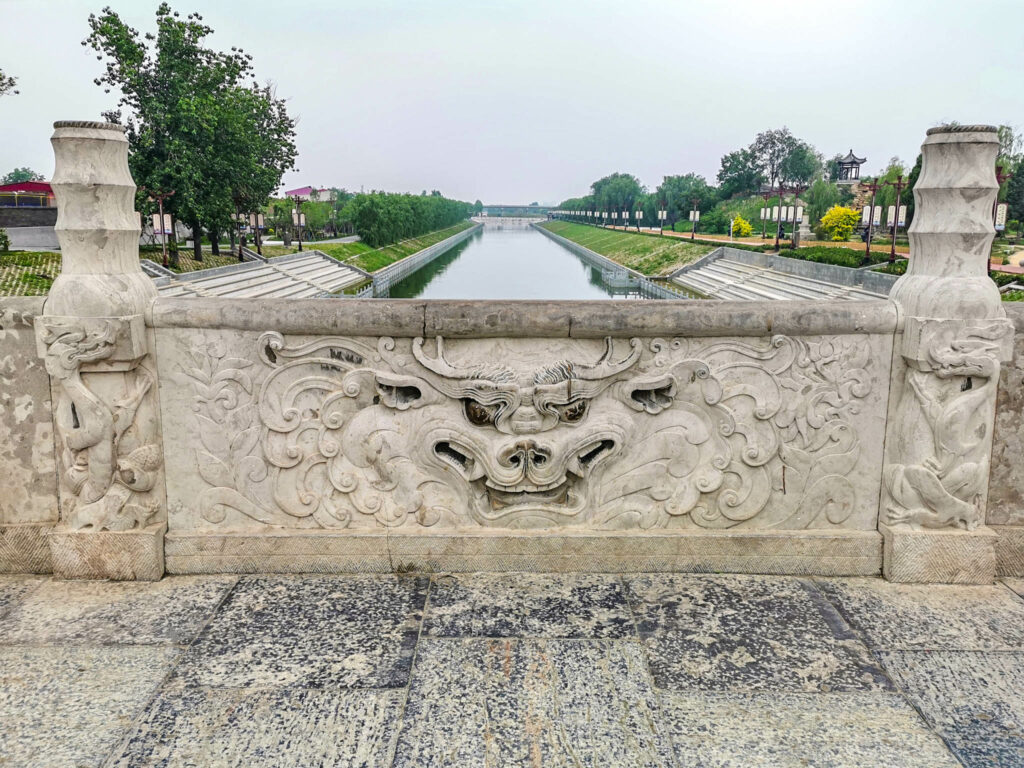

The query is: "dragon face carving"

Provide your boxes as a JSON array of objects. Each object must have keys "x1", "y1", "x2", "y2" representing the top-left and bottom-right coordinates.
[{"x1": 177, "y1": 332, "x2": 882, "y2": 532}]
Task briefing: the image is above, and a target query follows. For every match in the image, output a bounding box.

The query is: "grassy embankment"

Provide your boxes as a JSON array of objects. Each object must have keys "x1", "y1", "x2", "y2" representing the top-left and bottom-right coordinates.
[
  {"x1": 260, "y1": 221, "x2": 475, "y2": 273},
  {"x1": 539, "y1": 221, "x2": 713, "y2": 276},
  {"x1": 0, "y1": 251, "x2": 61, "y2": 297}
]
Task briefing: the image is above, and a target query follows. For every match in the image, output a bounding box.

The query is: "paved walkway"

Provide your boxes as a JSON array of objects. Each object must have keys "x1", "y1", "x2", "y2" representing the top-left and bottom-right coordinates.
[
  {"x1": 604, "y1": 225, "x2": 912, "y2": 255},
  {"x1": 2, "y1": 572, "x2": 1023, "y2": 767}
]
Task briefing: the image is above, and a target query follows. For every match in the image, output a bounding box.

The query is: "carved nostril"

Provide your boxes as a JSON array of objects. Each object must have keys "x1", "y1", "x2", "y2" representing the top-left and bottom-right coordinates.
[{"x1": 531, "y1": 452, "x2": 547, "y2": 466}]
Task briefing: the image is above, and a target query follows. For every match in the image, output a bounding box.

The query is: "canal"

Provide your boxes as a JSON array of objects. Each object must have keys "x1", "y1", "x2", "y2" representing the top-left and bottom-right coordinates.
[{"x1": 387, "y1": 220, "x2": 648, "y2": 300}]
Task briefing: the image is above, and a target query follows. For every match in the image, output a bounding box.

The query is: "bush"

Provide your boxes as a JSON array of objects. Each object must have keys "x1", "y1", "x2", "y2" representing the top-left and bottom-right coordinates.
[
  {"x1": 731, "y1": 215, "x2": 753, "y2": 238},
  {"x1": 819, "y1": 206, "x2": 860, "y2": 241},
  {"x1": 0, "y1": 228, "x2": 8, "y2": 252}
]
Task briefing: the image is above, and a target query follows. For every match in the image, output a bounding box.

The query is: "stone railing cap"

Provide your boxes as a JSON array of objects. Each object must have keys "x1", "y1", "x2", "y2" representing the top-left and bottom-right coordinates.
[
  {"x1": 925, "y1": 124, "x2": 997, "y2": 135},
  {"x1": 52, "y1": 120, "x2": 126, "y2": 132}
]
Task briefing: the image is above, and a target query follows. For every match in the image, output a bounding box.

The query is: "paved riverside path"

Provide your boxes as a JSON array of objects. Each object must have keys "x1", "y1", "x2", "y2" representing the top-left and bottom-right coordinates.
[{"x1": 2, "y1": 573, "x2": 1023, "y2": 766}]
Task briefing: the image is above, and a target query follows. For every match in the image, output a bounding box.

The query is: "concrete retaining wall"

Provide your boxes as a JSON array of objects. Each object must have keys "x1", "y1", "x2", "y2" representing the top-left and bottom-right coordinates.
[
  {"x1": 372, "y1": 222, "x2": 482, "y2": 295},
  {"x1": 5, "y1": 226, "x2": 60, "y2": 250},
  {"x1": 0, "y1": 208, "x2": 57, "y2": 228}
]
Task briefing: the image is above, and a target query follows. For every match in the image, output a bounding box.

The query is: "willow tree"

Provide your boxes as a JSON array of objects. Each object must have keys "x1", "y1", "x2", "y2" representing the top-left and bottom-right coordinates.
[{"x1": 86, "y1": 4, "x2": 296, "y2": 261}]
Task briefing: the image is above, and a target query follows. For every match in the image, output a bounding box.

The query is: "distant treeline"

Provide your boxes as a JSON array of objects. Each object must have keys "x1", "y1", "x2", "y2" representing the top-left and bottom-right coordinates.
[{"x1": 344, "y1": 192, "x2": 475, "y2": 248}]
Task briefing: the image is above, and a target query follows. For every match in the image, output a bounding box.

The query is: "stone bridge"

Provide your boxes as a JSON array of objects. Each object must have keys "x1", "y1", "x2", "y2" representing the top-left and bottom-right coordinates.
[{"x1": 0, "y1": 122, "x2": 1020, "y2": 584}]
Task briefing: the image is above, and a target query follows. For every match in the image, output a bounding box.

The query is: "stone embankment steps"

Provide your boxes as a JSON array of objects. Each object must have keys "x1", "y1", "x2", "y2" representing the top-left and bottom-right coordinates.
[
  {"x1": 153, "y1": 252, "x2": 366, "y2": 298},
  {"x1": 672, "y1": 258, "x2": 885, "y2": 301}
]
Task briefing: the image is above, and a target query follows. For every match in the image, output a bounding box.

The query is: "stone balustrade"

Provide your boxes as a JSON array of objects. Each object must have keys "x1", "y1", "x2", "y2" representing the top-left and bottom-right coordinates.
[{"x1": 0, "y1": 121, "x2": 1018, "y2": 583}]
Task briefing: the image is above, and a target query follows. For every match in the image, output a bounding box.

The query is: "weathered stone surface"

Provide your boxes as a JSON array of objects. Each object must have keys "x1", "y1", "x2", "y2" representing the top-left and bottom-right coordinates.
[
  {"x1": 879, "y1": 650, "x2": 1024, "y2": 766},
  {"x1": 0, "y1": 523, "x2": 52, "y2": 574},
  {"x1": 109, "y1": 686, "x2": 404, "y2": 768},
  {"x1": 0, "y1": 297, "x2": 57, "y2": 531},
  {"x1": 171, "y1": 575, "x2": 427, "y2": 689},
  {"x1": 156, "y1": 328, "x2": 890, "y2": 541},
  {"x1": 1004, "y1": 577, "x2": 1024, "y2": 598},
  {"x1": 423, "y1": 573, "x2": 634, "y2": 638},
  {"x1": 0, "y1": 575, "x2": 45, "y2": 619},
  {"x1": 994, "y1": 525, "x2": 1024, "y2": 576},
  {"x1": 392, "y1": 638, "x2": 674, "y2": 767},
  {"x1": 0, "y1": 575, "x2": 235, "y2": 645},
  {"x1": 0, "y1": 646, "x2": 178, "y2": 767},
  {"x1": 165, "y1": 529, "x2": 883, "y2": 575},
  {"x1": 883, "y1": 126, "x2": 1012, "y2": 535},
  {"x1": 816, "y1": 576, "x2": 1024, "y2": 650},
  {"x1": 881, "y1": 522, "x2": 997, "y2": 583},
  {"x1": 988, "y1": 303, "x2": 1024, "y2": 526},
  {"x1": 660, "y1": 691, "x2": 960, "y2": 767},
  {"x1": 47, "y1": 522, "x2": 166, "y2": 580},
  {"x1": 625, "y1": 574, "x2": 889, "y2": 692}
]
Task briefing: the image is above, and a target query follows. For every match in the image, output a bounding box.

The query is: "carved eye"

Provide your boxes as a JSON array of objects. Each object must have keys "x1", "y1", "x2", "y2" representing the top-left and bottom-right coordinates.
[
  {"x1": 463, "y1": 399, "x2": 497, "y2": 426},
  {"x1": 557, "y1": 400, "x2": 588, "y2": 423}
]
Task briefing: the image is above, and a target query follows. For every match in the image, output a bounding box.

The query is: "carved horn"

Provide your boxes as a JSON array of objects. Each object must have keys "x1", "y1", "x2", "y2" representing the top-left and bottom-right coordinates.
[
  {"x1": 573, "y1": 338, "x2": 642, "y2": 380},
  {"x1": 412, "y1": 337, "x2": 469, "y2": 378}
]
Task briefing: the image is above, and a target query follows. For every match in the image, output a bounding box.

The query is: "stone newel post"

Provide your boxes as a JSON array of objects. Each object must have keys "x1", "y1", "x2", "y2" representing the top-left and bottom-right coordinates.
[
  {"x1": 881, "y1": 125, "x2": 1013, "y2": 583},
  {"x1": 36, "y1": 121, "x2": 166, "y2": 580}
]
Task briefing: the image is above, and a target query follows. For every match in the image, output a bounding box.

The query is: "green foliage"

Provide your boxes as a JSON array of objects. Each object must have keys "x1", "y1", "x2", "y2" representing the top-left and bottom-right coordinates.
[
  {"x1": 751, "y1": 128, "x2": 799, "y2": 189},
  {"x1": 340, "y1": 192, "x2": 472, "y2": 249},
  {"x1": 717, "y1": 147, "x2": 763, "y2": 199},
  {"x1": 0, "y1": 251, "x2": 62, "y2": 296},
  {"x1": 656, "y1": 174, "x2": 716, "y2": 226},
  {"x1": 86, "y1": 3, "x2": 297, "y2": 248},
  {"x1": 806, "y1": 179, "x2": 842, "y2": 234},
  {"x1": 0, "y1": 68, "x2": 17, "y2": 97},
  {"x1": 1, "y1": 168, "x2": 44, "y2": 184},
  {"x1": 590, "y1": 172, "x2": 644, "y2": 213},
  {"x1": 780, "y1": 142, "x2": 822, "y2": 186},
  {"x1": 1004, "y1": 290, "x2": 1024, "y2": 302},
  {"x1": 819, "y1": 206, "x2": 860, "y2": 242},
  {"x1": 731, "y1": 215, "x2": 753, "y2": 238},
  {"x1": 0, "y1": 228, "x2": 9, "y2": 252}
]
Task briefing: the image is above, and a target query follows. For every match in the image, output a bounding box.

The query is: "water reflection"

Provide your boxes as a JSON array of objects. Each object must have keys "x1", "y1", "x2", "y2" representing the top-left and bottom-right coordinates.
[{"x1": 387, "y1": 221, "x2": 649, "y2": 300}]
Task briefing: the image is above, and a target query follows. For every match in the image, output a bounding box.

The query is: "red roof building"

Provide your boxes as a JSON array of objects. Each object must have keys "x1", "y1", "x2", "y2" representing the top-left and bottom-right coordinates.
[{"x1": 0, "y1": 181, "x2": 55, "y2": 207}]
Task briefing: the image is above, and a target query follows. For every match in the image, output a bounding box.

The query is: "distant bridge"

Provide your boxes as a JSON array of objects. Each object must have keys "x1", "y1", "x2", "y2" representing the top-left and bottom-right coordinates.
[{"x1": 481, "y1": 204, "x2": 552, "y2": 217}]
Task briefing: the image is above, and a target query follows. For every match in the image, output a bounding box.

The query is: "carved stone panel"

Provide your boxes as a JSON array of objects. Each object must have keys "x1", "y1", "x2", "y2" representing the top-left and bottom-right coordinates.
[
  {"x1": 36, "y1": 315, "x2": 165, "y2": 532},
  {"x1": 158, "y1": 329, "x2": 892, "y2": 534}
]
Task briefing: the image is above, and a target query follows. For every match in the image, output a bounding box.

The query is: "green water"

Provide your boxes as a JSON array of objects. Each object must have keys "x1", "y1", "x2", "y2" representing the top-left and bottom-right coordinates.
[{"x1": 387, "y1": 222, "x2": 648, "y2": 300}]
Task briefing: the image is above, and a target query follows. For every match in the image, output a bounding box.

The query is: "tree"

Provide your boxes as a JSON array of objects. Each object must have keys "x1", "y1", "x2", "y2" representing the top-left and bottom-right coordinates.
[
  {"x1": 473, "y1": 199, "x2": 483, "y2": 214},
  {"x1": 590, "y1": 173, "x2": 644, "y2": 213},
  {"x1": 1005, "y1": 159, "x2": 1024, "y2": 227},
  {"x1": 819, "y1": 206, "x2": 860, "y2": 241},
  {"x1": 1, "y1": 168, "x2": 45, "y2": 184},
  {"x1": 657, "y1": 174, "x2": 715, "y2": 226},
  {"x1": 805, "y1": 179, "x2": 841, "y2": 230},
  {"x1": 903, "y1": 154, "x2": 923, "y2": 228},
  {"x1": 0, "y1": 68, "x2": 17, "y2": 97},
  {"x1": 732, "y1": 215, "x2": 753, "y2": 237},
  {"x1": 825, "y1": 154, "x2": 844, "y2": 182},
  {"x1": 717, "y1": 148, "x2": 763, "y2": 198},
  {"x1": 779, "y1": 142, "x2": 822, "y2": 186},
  {"x1": 752, "y1": 128, "x2": 799, "y2": 191},
  {"x1": 86, "y1": 3, "x2": 297, "y2": 262}
]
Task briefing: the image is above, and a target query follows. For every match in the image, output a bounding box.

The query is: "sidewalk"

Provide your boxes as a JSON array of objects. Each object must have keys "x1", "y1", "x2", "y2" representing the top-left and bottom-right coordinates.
[
  {"x1": 2, "y1": 572, "x2": 1021, "y2": 766},
  {"x1": 604, "y1": 225, "x2": 912, "y2": 255}
]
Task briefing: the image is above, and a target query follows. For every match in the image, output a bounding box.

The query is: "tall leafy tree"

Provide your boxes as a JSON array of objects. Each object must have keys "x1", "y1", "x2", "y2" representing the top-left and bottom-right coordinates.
[
  {"x1": 86, "y1": 3, "x2": 296, "y2": 261},
  {"x1": 717, "y1": 147, "x2": 763, "y2": 199},
  {"x1": 657, "y1": 174, "x2": 715, "y2": 226},
  {"x1": 590, "y1": 172, "x2": 644, "y2": 213},
  {"x1": 751, "y1": 127, "x2": 799, "y2": 190},
  {"x1": 779, "y1": 142, "x2": 822, "y2": 186}
]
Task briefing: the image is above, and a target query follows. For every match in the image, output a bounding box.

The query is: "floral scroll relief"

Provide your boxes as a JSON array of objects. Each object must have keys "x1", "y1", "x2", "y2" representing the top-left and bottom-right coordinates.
[{"x1": 180, "y1": 331, "x2": 878, "y2": 531}]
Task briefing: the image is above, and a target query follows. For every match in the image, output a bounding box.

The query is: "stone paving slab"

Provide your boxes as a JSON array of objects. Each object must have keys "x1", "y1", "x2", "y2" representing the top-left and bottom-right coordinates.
[
  {"x1": 169, "y1": 574, "x2": 428, "y2": 689},
  {"x1": 816, "y1": 577, "x2": 1024, "y2": 650},
  {"x1": 1004, "y1": 577, "x2": 1024, "y2": 598},
  {"x1": 659, "y1": 691, "x2": 961, "y2": 767},
  {"x1": 107, "y1": 685, "x2": 404, "y2": 768},
  {"x1": 625, "y1": 574, "x2": 890, "y2": 693},
  {"x1": 879, "y1": 650, "x2": 1024, "y2": 767},
  {"x1": 422, "y1": 572, "x2": 635, "y2": 638},
  {"x1": 0, "y1": 646, "x2": 178, "y2": 767},
  {"x1": 0, "y1": 575, "x2": 44, "y2": 619},
  {"x1": 392, "y1": 637, "x2": 673, "y2": 768},
  {"x1": 0, "y1": 576, "x2": 236, "y2": 645}
]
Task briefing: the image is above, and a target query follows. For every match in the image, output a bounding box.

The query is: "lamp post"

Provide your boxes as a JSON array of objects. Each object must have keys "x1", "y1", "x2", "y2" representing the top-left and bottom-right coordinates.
[
  {"x1": 291, "y1": 197, "x2": 305, "y2": 252},
  {"x1": 659, "y1": 200, "x2": 666, "y2": 236},
  {"x1": 635, "y1": 208, "x2": 642, "y2": 233},
  {"x1": 142, "y1": 188, "x2": 175, "y2": 268},
  {"x1": 759, "y1": 187, "x2": 774, "y2": 240},
  {"x1": 249, "y1": 212, "x2": 265, "y2": 257},
  {"x1": 689, "y1": 197, "x2": 700, "y2": 241},
  {"x1": 859, "y1": 177, "x2": 883, "y2": 263},
  {"x1": 882, "y1": 174, "x2": 906, "y2": 263},
  {"x1": 787, "y1": 183, "x2": 808, "y2": 248}
]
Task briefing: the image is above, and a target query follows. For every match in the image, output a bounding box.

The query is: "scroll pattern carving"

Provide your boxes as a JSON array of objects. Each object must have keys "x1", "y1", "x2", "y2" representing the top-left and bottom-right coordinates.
[
  {"x1": 38, "y1": 317, "x2": 162, "y2": 531},
  {"x1": 179, "y1": 332, "x2": 879, "y2": 531}
]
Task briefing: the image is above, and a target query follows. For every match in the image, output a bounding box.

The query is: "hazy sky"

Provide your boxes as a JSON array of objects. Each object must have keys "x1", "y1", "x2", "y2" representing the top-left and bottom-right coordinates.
[{"x1": 1, "y1": 0, "x2": 1021, "y2": 203}]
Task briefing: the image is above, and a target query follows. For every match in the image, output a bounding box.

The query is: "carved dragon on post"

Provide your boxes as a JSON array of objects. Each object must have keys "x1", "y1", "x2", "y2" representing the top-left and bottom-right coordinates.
[{"x1": 38, "y1": 317, "x2": 162, "y2": 531}]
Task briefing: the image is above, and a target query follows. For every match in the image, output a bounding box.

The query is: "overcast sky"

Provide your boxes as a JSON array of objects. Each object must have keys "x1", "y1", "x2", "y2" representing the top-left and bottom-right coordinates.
[{"x1": 1, "y1": 0, "x2": 1021, "y2": 203}]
